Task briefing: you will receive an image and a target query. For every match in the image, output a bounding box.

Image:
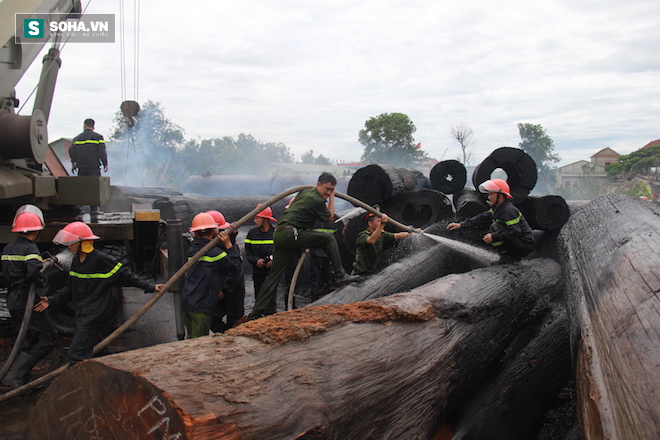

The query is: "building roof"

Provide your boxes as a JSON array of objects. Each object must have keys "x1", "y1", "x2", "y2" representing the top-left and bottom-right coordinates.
[
  {"x1": 642, "y1": 139, "x2": 660, "y2": 149},
  {"x1": 590, "y1": 147, "x2": 620, "y2": 158}
]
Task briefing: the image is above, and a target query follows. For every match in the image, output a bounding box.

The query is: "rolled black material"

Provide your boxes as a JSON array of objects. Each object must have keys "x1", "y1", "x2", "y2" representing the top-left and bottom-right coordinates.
[
  {"x1": 430, "y1": 160, "x2": 467, "y2": 194},
  {"x1": 516, "y1": 195, "x2": 571, "y2": 231},
  {"x1": 347, "y1": 164, "x2": 430, "y2": 206},
  {"x1": 453, "y1": 189, "x2": 489, "y2": 220},
  {"x1": 472, "y1": 147, "x2": 538, "y2": 203},
  {"x1": 381, "y1": 189, "x2": 453, "y2": 230}
]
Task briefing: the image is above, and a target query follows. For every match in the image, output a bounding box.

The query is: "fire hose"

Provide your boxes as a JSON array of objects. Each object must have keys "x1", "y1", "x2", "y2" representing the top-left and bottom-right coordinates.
[
  {"x1": 0, "y1": 283, "x2": 36, "y2": 383},
  {"x1": 0, "y1": 186, "x2": 418, "y2": 402}
]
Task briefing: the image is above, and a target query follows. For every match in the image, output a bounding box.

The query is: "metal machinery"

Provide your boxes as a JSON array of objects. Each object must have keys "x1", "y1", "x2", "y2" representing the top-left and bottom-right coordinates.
[{"x1": 0, "y1": 0, "x2": 161, "y2": 268}]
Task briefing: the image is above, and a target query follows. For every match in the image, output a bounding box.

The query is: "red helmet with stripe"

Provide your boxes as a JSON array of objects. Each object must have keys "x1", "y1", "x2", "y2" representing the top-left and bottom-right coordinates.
[
  {"x1": 12, "y1": 212, "x2": 44, "y2": 233},
  {"x1": 478, "y1": 179, "x2": 512, "y2": 198},
  {"x1": 255, "y1": 205, "x2": 277, "y2": 222},
  {"x1": 53, "y1": 221, "x2": 100, "y2": 245},
  {"x1": 205, "y1": 210, "x2": 230, "y2": 229}
]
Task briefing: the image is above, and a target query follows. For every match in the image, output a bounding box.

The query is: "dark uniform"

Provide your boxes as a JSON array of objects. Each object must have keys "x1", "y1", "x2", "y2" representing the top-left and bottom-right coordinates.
[
  {"x1": 181, "y1": 237, "x2": 241, "y2": 338},
  {"x1": 251, "y1": 187, "x2": 348, "y2": 317},
  {"x1": 70, "y1": 128, "x2": 107, "y2": 177},
  {"x1": 309, "y1": 220, "x2": 337, "y2": 301},
  {"x1": 1, "y1": 237, "x2": 57, "y2": 387},
  {"x1": 244, "y1": 226, "x2": 274, "y2": 300},
  {"x1": 461, "y1": 199, "x2": 534, "y2": 261},
  {"x1": 352, "y1": 229, "x2": 396, "y2": 275},
  {"x1": 211, "y1": 231, "x2": 245, "y2": 332},
  {"x1": 47, "y1": 250, "x2": 157, "y2": 363}
]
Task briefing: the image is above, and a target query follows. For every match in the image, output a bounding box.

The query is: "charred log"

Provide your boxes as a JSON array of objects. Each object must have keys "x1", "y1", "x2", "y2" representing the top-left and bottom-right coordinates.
[
  {"x1": 380, "y1": 189, "x2": 453, "y2": 229},
  {"x1": 559, "y1": 194, "x2": 660, "y2": 440},
  {"x1": 472, "y1": 147, "x2": 538, "y2": 203},
  {"x1": 430, "y1": 160, "x2": 467, "y2": 194},
  {"x1": 453, "y1": 189, "x2": 489, "y2": 219},
  {"x1": 347, "y1": 164, "x2": 430, "y2": 205},
  {"x1": 27, "y1": 260, "x2": 561, "y2": 440},
  {"x1": 451, "y1": 304, "x2": 573, "y2": 440},
  {"x1": 516, "y1": 195, "x2": 571, "y2": 231},
  {"x1": 100, "y1": 185, "x2": 183, "y2": 213}
]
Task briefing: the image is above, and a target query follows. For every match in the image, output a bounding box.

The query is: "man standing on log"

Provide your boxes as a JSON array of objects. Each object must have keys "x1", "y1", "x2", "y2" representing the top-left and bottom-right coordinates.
[
  {"x1": 34, "y1": 222, "x2": 163, "y2": 364},
  {"x1": 249, "y1": 172, "x2": 359, "y2": 319},
  {"x1": 351, "y1": 207, "x2": 417, "y2": 276},
  {"x1": 70, "y1": 119, "x2": 108, "y2": 217},
  {"x1": 447, "y1": 178, "x2": 534, "y2": 265}
]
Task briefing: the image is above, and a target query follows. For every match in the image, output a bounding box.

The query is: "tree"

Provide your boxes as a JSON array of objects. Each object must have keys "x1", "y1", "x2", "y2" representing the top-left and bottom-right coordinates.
[
  {"x1": 301, "y1": 150, "x2": 333, "y2": 165},
  {"x1": 359, "y1": 113, "x2": 426, "y2": 167},
  {"x1": 606, "y1": 145, "x2": 660, "y2": 179},
  {"x1": 517, "y1": 123, "x2": 560, "y2": 193},
  {"x1": 450, "y1": 123, "x2": 474, "y2": 165}
]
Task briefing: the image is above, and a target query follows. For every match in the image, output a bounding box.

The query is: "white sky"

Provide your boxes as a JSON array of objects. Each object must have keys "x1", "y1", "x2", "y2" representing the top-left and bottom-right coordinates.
[{"x1": 14, "y1": 0, "x2": 660, "y2": 167}]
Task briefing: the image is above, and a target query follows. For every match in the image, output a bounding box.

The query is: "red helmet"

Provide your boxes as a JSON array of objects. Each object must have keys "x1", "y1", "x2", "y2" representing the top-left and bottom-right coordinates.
[
  {"x1": 255, "y1": 204, "x2": 277, "y2": 222},
  {"x1": 12, "y1": 212, "x2": 44, "y2": 233},
  {"x1": 205, "y1": 210, "x2": 230, "y2": 229},
  {"x1": 53, "y1": 221, "x2": 100, "y2": 245},
  {"x1": 191, "y1": 213, "x2": 219, "y2": 232},
  {"x1": 478, "y1": 179, "x2": 512, "y2": 199}
]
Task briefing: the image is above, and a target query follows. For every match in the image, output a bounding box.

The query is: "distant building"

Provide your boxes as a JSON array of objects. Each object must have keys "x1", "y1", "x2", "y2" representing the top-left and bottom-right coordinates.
[
  {"x1": 590, "y1": 147, "x2": 620, "y2": 168},
  {"x1": 556, "y1": 160, "x2": 608, "y2": 189},
  {"x1": 642, "y1": 139, "x2": 660, "y2": 149}
]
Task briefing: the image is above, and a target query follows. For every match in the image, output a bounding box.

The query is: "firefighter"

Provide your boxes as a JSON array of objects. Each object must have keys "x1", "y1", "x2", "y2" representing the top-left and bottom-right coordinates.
[
  {"x1": 70, "y1": 118, "x2": 108, "y2": 216},
  {"x1": 180, "y1": 213, "x2": 242, "y2": 338},
  {"x1": 1, "y1": 206, "x2": 57, "y2": 389},
  {"x1": 34, "y1": 222, "x2": 163, "y2": 364},
  {"x1": 446, "y1": 178, "x2": 534, "y2": 265},
  {"x1": 244, "y1": 205, "x2": 276, "y2": 302},
  {"x1": 205, "y1": 210, "x2": 246, "y2": 332},
  {"x1": 249, "y1": 172, "x2": 359, "y2": 320},
  {"x1": 351, "y1": 208, "x2": 417, "y2": 276}
]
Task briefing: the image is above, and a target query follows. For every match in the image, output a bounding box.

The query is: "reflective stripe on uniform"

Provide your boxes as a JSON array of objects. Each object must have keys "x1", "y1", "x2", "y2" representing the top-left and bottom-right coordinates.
[
  {"x1": 313, "y1": 228, "x2": 335, "y2": 233},
  {"x1": 244, "y1": 239, "x2": 274, "y2": 245},
  {"x1": 492, "y1": 212, "x2": 522, "y2": 226},
  {"x1": 1, "y1": 254, "x2": 43, "y2": 262},
  {"x1": 188, "y1": 252, "x2": 228, "y2": 263},
  {"x1": 73, "y1": 139, "x2": 105, "y2": 145},
  {"x1": 70, "y1": 262, "x2": 122, "y2": 279}
]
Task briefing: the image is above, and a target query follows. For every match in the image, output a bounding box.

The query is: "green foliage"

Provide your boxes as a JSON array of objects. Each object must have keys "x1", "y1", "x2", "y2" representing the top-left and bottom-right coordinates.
[
  {"x1": 517, "y1": 123, "x2": 560, "y2": 193},
  {"x1": 300, "y1": 150, "x2": 332, "y2": 165},
  {"x1": 624, "y1": 181, "x2": 652, "y2": 198},
  {"x1": 359, "y1": 113, "x2": 427, "y2": 166},
  {"x1": 606, "y1": 145, "x2": 660, "y2": 178}
]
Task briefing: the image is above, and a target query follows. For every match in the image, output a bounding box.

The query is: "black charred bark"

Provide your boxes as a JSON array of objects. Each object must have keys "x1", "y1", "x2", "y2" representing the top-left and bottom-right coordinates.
[
  {"x1": 380, "y1": 189, "x2": 453, "y2": 229},
  {"x1": 516, "y1": 195, "x2": 571, "y2": 230},
  {"x1": 453, "y1": 189, "x2": 489, "y2": 219},
  {"x1": 472, "y1": 147, "x2": 538, "y2": 203},
  {"x1": 347, "y1": 164, "x2": 430, "y2": 206},
  {"x1": 430, "y1": 160, "x2": 468, "y2": 194}
]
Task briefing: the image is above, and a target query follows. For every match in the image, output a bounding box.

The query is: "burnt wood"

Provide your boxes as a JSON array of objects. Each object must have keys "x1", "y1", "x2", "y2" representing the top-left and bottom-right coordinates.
[
  {"x1": 453, "y1": 189, "x2": 489, "y2": 219},
  {"x1": 516, "y1": 195, "x2": 571, "y2": 231},
  {"x1": 380, "y1": 188, "x2": 453, "y2": 229},
  {"x1": 430, "y1": 160, "x2": 467, "y2": 194},
  {"x1": 472, "y1": 147, "x2": 538, "y2": 203},
  {"x1": 26, "y1": 259, "x2": 561, "y2": 440},
  {"x1": 559, "y1": 194, "x2": 660, "y2": 440},
  {"x1": 347, "y1": 164, "x2": 430, "y2": 205}
]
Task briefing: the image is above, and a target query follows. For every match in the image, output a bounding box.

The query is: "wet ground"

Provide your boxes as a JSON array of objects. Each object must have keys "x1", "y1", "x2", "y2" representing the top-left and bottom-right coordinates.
[{"x1": 0, "y1": 273, "x2": 311, "y2": 439}]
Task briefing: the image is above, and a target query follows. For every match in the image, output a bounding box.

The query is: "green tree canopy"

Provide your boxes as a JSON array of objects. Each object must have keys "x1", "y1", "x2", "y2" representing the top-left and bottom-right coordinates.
[
  {"x1": 517, "y1": 123, "x2": 560, "y2": 193},
  {"x1": 359, "y1": 113, "x2": 426, "y2": 166},
  {"x1": 606, "y1": 145, "x2": 660, "y2": 179},
  {"x1": 300, "y1": 149, "x2": 332, "y2": 165}
]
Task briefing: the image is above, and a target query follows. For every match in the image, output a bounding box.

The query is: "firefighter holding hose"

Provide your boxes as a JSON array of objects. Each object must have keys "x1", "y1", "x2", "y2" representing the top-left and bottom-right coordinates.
[{"x1": 446, "y1": 179, "x2": 534, "y2": 265}]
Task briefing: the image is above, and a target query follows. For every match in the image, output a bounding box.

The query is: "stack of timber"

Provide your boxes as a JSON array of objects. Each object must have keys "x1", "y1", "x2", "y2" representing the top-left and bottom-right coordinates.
[
  {"x1": 559, "y1": 194, "x2": 660, "y2": 440},
  {"x1": 26, "y1": 259, "x2": 562, "y2": 440},
  {"x1": 380, "y1": 188, "x2": 453, "y2": 229},
  {"x1": 516, "y1": 195, "x2": 571, "y2": 231}
]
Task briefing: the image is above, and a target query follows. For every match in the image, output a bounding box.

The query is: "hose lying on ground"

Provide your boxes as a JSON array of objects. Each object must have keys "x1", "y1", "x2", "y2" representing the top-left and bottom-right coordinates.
[
  {"x1": 0, "y1": 283, "x2": 36, "y2": 383},
  {"x1": 0, "y1": 186, "x2": 416, "y2": 402}
]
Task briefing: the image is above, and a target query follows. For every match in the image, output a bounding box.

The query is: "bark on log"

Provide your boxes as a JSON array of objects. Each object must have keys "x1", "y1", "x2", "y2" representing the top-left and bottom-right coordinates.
[
  {"x1": 153, "y1": 195, "x2": 290, "y2": 231},
  {"x1": 380, "y1": 189, "x2": 453, "y2": 229},
  {"x1": 430, "y1": 160, "x2": 467, "y2": 194},
  {"x1": 516, "y1": 195, "x2": 571, "y2": 231},
  {"x1": 347, "y1": 164, "x2": 430, "y2": 206},
  {"x1": 472, "y1": 147, "x2": 537, "y2": 203},
  {"x1": 453, "y1": 189, "x2": 489, "y2": 219},
  {"x1": 27, "y1": 259, "x2": 561, "y2": 440},
  {"x1": 559, "y1": 194, "x2": 660, "y2": 440},
  {"x1": 100, "y1": 185, "x2": 184, "y2": 213},
  {"x1": 452, "y1": 303, "x2": 572, "y2": 440},
  {"x1": 314, "y1": 233, "x2": 498, "y2": 305}
]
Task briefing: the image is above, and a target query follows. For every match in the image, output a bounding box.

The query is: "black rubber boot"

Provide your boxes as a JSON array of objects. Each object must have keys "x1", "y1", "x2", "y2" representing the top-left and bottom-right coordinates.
[{"x1": 2, "y1": 352, "x2": 40, "y2": 390}]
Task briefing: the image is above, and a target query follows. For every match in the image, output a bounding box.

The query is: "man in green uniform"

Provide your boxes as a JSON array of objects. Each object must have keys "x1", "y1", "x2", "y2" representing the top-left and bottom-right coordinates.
[
  {"x1": 352, "y1": 210, "x2": 416, "y2": 275},
  {"x1": 249, "y1": 172, "x2": 359, "y2": 319}
]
